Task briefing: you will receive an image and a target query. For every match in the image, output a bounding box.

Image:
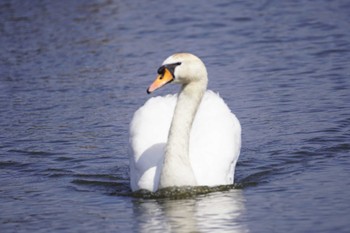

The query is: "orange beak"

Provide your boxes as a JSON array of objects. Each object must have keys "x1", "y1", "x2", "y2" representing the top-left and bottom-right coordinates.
[{"x1": 147, "y1": 68, "x2": 174, "y2": 94}]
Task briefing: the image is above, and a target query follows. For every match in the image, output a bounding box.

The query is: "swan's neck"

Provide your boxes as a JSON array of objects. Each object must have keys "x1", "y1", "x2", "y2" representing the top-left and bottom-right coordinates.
[{"x1": 159, "y1": 80, "x2": 207, "y2": 188}]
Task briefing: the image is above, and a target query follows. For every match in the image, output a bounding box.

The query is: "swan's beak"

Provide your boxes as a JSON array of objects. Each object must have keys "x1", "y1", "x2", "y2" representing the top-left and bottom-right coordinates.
[{"x1": 147, "y1": 68, "x2": 174, "y2": 94}]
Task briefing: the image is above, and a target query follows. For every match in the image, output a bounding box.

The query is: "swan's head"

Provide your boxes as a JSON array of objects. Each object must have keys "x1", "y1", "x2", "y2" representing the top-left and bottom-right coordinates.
[{"x1": 147, "y1": 53, "x2": 208, "y2": 94}]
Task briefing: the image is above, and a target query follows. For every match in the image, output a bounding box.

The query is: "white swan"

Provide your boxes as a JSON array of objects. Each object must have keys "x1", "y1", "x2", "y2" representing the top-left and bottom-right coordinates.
[{"x1": 129, "y1": 53, "x2": 241, "y2": 192}]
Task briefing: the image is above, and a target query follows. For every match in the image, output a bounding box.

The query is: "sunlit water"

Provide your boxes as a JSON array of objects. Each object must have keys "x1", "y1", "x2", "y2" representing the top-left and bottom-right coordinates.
[{"x1": 1, "y1": 0, "x2": 350, "y2": 232}]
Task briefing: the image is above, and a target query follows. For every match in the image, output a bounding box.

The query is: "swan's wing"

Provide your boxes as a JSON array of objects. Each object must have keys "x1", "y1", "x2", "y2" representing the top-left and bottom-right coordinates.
[
  {"x1": 190, "y1": 91, "x2": 241, "y2": 186},
  {"x1": 129, "y1": 95, "x2": 177, "y2": 191},
  {"x1": 129, "y1": 91, "x2": 241, "y2": 190}
]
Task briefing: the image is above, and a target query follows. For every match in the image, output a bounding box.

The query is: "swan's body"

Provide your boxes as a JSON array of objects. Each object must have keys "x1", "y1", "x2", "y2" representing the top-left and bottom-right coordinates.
[{"x1": 129, "y1": 53, "x2": 241, "y2": 192}]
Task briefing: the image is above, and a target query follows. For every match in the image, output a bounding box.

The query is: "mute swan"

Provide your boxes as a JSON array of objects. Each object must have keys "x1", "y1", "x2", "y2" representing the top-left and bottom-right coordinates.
[{"x1": 129, "y1": 53, "x2": 241, "y2": 192}]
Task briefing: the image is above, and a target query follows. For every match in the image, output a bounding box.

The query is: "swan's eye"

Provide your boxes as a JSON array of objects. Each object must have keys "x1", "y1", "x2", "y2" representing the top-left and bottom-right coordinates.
[
  {"x1": 164, "y1": 62, "x2": 182, "y2": 76},
  {"x1": 157, "y1": 66, "x2": 165, "y2": 75},
  {"x1": 166, "y1": 62, "x2": 182, "y2": 71},
  {"x1": 156, "y1": 62, "x2": 181, "y2": 80}
]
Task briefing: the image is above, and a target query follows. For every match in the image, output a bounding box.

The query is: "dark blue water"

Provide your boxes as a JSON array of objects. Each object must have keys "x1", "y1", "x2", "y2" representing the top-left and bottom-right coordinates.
[{"x1": 1, "y1": 0, "x2": 350, "y2": 232}]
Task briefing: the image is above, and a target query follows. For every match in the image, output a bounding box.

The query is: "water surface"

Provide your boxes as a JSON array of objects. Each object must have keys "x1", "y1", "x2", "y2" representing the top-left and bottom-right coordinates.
[{"x1": 1, "y1": 0, "x2": 350, "y2": 232}]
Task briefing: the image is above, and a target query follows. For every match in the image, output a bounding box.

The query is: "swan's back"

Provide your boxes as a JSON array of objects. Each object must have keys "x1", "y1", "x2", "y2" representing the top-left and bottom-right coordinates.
[
  {"x1": 129, "y1": 95, "x2": 176, "y2": 191},
  {"x1": 190, "y1": 91, "x2": 241, "y2": 185},
  {"x1": 129, "y1": 91, "x2": 241, "y2": 191}
]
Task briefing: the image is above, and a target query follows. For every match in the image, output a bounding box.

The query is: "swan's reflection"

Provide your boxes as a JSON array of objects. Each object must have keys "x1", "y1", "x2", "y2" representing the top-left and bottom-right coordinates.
[{"x1": 132, "y1": 189, "x2": 248, "y2": 233}]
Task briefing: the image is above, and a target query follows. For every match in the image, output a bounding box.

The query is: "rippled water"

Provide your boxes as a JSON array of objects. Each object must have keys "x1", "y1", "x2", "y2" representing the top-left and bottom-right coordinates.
[{"x1": 1, "y1": 0, "x2": 350, "y2": 232}]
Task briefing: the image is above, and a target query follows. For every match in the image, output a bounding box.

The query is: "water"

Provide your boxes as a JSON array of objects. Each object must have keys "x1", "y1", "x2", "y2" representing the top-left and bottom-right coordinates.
[{"x1": 1, "y1": 0, "x2": 350, "y2": 232}]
